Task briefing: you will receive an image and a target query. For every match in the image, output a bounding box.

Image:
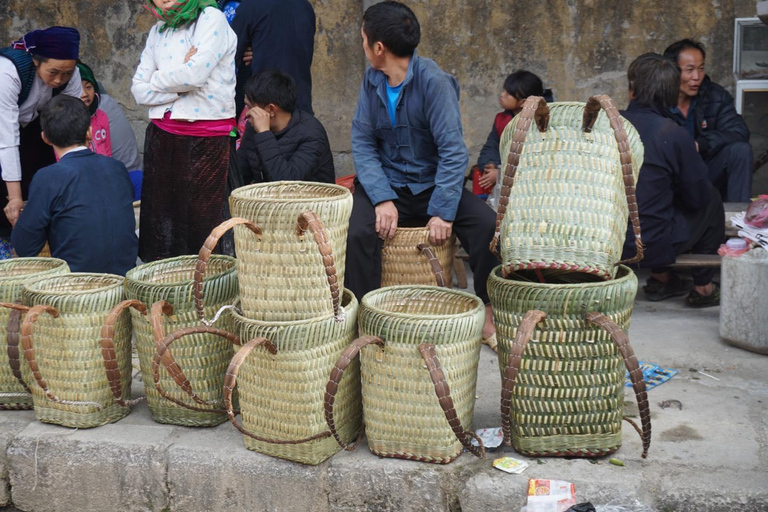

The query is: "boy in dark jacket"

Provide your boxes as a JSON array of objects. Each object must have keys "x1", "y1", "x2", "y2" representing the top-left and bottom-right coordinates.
[
  {"x1": 12, "y1": 95, "x2": 137, "y2": 275},
  {"x1": 664, "y1": 39, "x2": 752, "y2": 202},
  {"x1": 237, "y1": 70, "x2": 334, "y2": 184}
]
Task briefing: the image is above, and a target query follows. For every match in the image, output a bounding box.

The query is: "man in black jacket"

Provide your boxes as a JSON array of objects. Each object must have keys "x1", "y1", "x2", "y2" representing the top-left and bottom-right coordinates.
[
  {"x1": 664, "y1": 39, "x2": 752, "y2": 202},
  {"x1": 621, "y1": 53, "x2": 723, "y2": 308},
  {"x1": 237, "y1": 70, "x2": 334, "y2": 184}
]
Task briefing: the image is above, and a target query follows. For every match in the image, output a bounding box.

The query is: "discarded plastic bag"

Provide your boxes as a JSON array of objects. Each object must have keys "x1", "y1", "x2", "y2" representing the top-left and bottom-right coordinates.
[{"x1": 745, "y1": 195, "x2": 768, "y2": 228}]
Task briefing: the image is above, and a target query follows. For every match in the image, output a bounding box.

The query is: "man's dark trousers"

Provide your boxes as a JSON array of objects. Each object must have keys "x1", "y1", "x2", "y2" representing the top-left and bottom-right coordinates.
[
  {"x1": 706, "y1": 142, "x2": 753, "y2": 202},
  {"x1": 345, "y1": 184, "x2": 499, "y2": 304}
]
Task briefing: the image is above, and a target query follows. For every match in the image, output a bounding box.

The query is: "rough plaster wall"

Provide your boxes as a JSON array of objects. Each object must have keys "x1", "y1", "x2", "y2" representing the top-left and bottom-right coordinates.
[{"x1": 0, "y1": 0, "x2": 759, "y2": 176}]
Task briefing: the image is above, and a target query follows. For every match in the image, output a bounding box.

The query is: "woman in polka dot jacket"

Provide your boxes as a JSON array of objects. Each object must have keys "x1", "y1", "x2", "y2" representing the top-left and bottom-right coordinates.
[{"x1": 132, "y1": 0, "x2": 237, "y2": 261}]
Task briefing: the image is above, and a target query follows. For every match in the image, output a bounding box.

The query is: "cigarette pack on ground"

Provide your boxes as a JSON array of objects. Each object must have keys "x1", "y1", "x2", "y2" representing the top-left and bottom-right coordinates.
[
  {"x1": 523, "y1": 479, "x2": 576, "y2": 512},
  {"x1": 492, "y1": 456, "x2": 528, "y2": 474}
]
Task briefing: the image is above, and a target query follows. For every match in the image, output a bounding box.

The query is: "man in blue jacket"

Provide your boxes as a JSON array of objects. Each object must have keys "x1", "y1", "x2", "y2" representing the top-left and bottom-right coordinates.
[
  {"x1": 621, "y1": 53, "x2": 723, "y2": 307},
  {"x1": 12, "y1": 95, "x2": 138, "y2": 275},
  {"x1": 664, "y1": 39, "x2": 752, "y2": 202},
  {"x1": 347, "y1": 1, "x2": 498, "y2": 338}
]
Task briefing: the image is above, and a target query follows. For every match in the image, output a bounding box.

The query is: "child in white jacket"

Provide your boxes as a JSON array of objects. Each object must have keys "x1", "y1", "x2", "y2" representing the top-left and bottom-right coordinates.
[{"x1": 132, "y1": 0, "x2": 237, "y2": 261}]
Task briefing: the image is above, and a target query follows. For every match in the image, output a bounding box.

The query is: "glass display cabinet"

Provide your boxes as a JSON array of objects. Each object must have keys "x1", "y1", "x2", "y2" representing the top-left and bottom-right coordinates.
[{"x1": 733, "y1": 17, "x2": 768, "y2": 113}]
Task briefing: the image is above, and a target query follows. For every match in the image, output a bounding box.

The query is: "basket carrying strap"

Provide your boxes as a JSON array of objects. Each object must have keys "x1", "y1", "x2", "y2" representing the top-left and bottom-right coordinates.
[
  {"x1": 582, "y1": 95, "x2": 644, "y2": 265},
  {"x1": 101, "y1": 300, "x2": 149, "y2": 407},
  {"x1": 416, "y1": 243, "x2": 449, "y2": 287},
  {"x1": 295, "y1": 211, "x2": 342, "y2": 319},
  {"x1": 418, "y1": 343, "x2": 486, "y2": 459},
  {"x1": 490, "y1": 96, "x2": 549, "y2": 258},
  {"x1": 3, "y1": 301, "x2": 31, "y2": 394},
  {"x1": 223, "y1": 337, "x2": 336, "y2": 445},
  {"x1": 150, "y1": 300, "x2": 242, "y2": 413},
  {"x1": 586, "y1": 311, "x2": 651, "y2": 458},
  {"x1": 194, "y1": 217, "x2": 262, "y2": 324},
  {"x1": 325, "y1": 335, "x2": 385, "y2": 450},
  {"x1": 500, "y1": 310, "x2": 547, "y2": 446}
]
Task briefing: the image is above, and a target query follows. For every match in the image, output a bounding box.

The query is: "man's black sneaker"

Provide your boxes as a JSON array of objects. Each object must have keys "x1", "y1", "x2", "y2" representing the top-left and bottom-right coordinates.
[
  {"x1": 685, "y1": 283, "x2": 721, "y2": 308},
  {"x1": 643, "y1": 274, "x2": 693, "y2": 302}
]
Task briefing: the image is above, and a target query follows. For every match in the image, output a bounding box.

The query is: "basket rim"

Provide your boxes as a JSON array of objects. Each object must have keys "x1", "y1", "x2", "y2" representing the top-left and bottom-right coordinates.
[
  {"x1": 230, "y1": 289, "x2": 357, "y2": 327},
  {"x1": 490, "y1": 264, "x2": 635, "y2": 289},
  {"x1": 361, "y1": 285, "x2": 484, "y2": 319},
  {"x1": 230, "y1": 180, "x2": 350, "y2": 203},
  {"x1": 23, "y1": 272, "x2": 124, "y2": 296},
  {"x1": 0, "y1": 257, "x2": 69, "y2": 274},
  {"x1": 125, "y1": 254, "x2": 236, "y2": 287}
]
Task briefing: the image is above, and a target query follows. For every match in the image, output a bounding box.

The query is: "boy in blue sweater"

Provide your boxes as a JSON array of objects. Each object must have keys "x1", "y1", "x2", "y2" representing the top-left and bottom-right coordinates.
[{"x1": 12, "y1": 95, "x2": 138, "y2": 275}]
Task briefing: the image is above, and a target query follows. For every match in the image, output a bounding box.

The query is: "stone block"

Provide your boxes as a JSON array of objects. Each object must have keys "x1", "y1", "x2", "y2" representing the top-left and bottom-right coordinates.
[
  {"x1": 720, "y1": 250, "x2": 768, "y2": 353},
  {"x1": 0, "y1": 413, "x2": 34, "y2": 507},
  {"x1": 8, "y1": 421, "x2": 172, "y2": 512}
]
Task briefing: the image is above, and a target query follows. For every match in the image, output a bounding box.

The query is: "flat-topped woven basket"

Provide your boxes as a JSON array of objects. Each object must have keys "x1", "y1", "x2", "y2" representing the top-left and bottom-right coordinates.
[
  {"x1": 198, "y1": 181, "x2": 352, "y2": 322},
  {"x1": 0, "y1": 258, "x2": 69, "y2": 410},
  {"x1": 125, "y1": 255, "x2": 239, "y2": 427},
  {"x1": 493, "y1": 96, "x2": 645, "y2": 281},
  {"x1": 488, "y1": 265, "x2": 651, "y2": 458},
  {"x1": 225, "y1": 289, "x2": 361, "y2": 465},
  {"x1": 326, "y1": 286, "x2": 486, "y2": 464},
  {"x1": 0, "y1": 273, "x2": 142, "y2": 428}
]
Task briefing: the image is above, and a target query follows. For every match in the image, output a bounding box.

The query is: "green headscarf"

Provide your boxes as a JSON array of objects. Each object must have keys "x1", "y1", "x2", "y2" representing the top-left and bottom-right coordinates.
[
  {"x1": 76, "y1": 61, "x2": 100, "y2": 115},
  {"x1": 144, "y1": 0, "x2": 219, "y2": 32}
]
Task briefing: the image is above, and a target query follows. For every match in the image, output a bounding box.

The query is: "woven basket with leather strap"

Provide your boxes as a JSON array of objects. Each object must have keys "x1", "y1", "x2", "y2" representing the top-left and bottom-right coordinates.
[
  {"x1": 326, "y1": 286, "x2": 486, "y2": 464},
  {"x1": 125, "y1": 255, "x2": 238, "y2": 427},
  {"x1": 492, "y1": 96, "x2": 645, "y2": 281},
  {"x1": 381, "y1": 227, "x2": 455, "y2": 288},
  {"x1": 224, "y1": 288, "x2": 360, "y2": 466},
  {"x1": 199, "y1": 181, "x2": 352, "y2": 322},
  {"x1": 0, "y1": 258, "x2": 69, "y2": 410},
  {"x1": 488, "y1": 265, "x2": 651, "y2": 458},
  {"x1": 0, "y1": 273, "x2": 143, "y2": 428}
]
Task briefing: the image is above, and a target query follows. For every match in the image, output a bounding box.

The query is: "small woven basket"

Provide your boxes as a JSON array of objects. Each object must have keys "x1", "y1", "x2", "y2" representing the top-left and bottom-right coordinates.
[
  {"x1": 326, "y1": 286, "x2": 486, "y2": 464},
  {"x1": 492, "y1": 96, "x2": 645, "y2": 280},
  {"x1": 125, "y1": 255, "x2": 238, "y2": 426},
  {"x1": 381, "y1": 228, "x2": 455, "y2": 287},
  {"x1": 206, "y1": 181, "x2": 352, "y2": 322},
  {"x1": 0, "y1": 258, "x2": 69, "y2": 410},
  {"x1": 225, "y1": 289, "x2": 360, "y2": 465},
  {"x1": 0, "y1": 273, "x2": 142, "y2": 428},
  {"x1": 488, "y1": 265, "x2": 651, "y2": 458}
]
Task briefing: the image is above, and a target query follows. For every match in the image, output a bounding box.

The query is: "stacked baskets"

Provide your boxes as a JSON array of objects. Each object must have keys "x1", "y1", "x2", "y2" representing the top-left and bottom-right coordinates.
[{"x1": 489, "y1": 95, "x2": 652, "y2": 458}]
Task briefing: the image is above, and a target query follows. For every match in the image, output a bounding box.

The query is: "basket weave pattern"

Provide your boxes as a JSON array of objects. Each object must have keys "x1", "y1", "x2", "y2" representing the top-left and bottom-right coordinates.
[
  {"x1": 0, "y1": 258, "x2": 69, "y2": 410},
  {"x1": 358, "y1": 286, "x2": 484, "y2": 463},
  {"x1": 489, "y1": 265, "x2": 639, "y2": 456},
  {"x1": 229, "y1": 290, "x2": 361, "y2": 465},
  {"x1": 381, "y1": 228, "x2": 455, "y2": 287},
  {"x1": 20, "y1": 274, "x2": 132, "y2": 428},
  {"x1": 125, "y1": 255, "x2": 238, "y2": 426},
  {"x1": 229, "y1": 182, "x2": 352, "y2": 321}
]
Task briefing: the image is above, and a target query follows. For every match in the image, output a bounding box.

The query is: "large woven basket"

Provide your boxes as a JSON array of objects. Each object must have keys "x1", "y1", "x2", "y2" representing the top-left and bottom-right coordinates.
[
  {"x1": 0, "y1": 258, "x2": 69, "y2": 410},
  {"x1": 0, "y1": 274, "x2": 142, "y2": 428},
  {"x1": 381, "y1": 228, "x2": 455, "y2": 287},
  {"x1": 125, "y1": 255, "x2": 239, "y2": 426},
  {"x1": 492, "y1": 96, "x2": 645, "y2": 281},
  {"x1": 225, "y1": 289, "x2": 360, "y2": 465},
  {"x1": 326, "y1": 286, "x2": 486, "y2": 464},
  {"x1": 488, "y1": 265, "x2": 651, "y2": 458},
  {"x1": 201, "y1": 181, "x2": 352, "y2": 322}
]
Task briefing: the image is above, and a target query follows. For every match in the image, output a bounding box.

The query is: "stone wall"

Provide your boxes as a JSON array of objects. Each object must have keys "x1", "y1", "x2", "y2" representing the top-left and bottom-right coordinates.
[{"x1": 0, "y1": 0, "x2": 759, "y2": 176}]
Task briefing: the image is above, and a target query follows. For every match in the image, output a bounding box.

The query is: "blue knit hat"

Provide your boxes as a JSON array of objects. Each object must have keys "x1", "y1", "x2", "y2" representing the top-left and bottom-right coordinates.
[{"x1": 14, "y1": 26, "x2": 80, "y2": 60}]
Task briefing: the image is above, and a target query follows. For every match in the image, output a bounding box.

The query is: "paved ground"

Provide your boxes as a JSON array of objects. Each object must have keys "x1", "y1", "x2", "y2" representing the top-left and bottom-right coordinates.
[{"x1": 1, "y1": 268, "x2": 767, "y2": 511}]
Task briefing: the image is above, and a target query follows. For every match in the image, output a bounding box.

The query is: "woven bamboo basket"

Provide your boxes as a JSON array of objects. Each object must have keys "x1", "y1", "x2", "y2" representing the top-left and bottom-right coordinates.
[
  {"x1": 199, "y1": 181, "x2": 352, "y2": 322},
  {"x1": 381, "y1": 228, "x2": 455, "y2": 287},
  {"x1": 225, "y1": 289, "x2": 360, "y2": 465},
  {"x1": 0, "y1": 258, "x2": 69, "y2": 410},
  {"x1": 488, "y1": 265, "x2": 651, "y2": 458},
  {"x1": 492, "y1": 96, "x2": 645, "y2": 281},
  {"x1": 125, "y1": 255, "x2": 239, "y2": 426},
  {"x1": 0, "y1": 273, "x2": 143, "y2": 428},
  {"x1": 326, "y1": 286, "x2": 486, "y2": 464}
]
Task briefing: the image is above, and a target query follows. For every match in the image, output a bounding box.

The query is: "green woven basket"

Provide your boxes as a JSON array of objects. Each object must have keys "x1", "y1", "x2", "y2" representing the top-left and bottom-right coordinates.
[
  {"x1": 125, "y1": 255, "x2": 239, "y2": 427},
  {"x1": 488, "y1": 265, "x2": 651, "y2": 458},
  {"x1": 326, "y1": 286, "x2": 486, "y2": 464},
  {"x1": 0, "y1": 258, "x2": 69, "y2": 410},
  {"x1": 8, "y1": 273, "x2": 141, "y2": 428},
  {"x1": 225, "y1": 289, "x2": 360, "y2": 466},
  {"x1": 493, "y1": 96, "x2": 645, "y2": 281}
]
